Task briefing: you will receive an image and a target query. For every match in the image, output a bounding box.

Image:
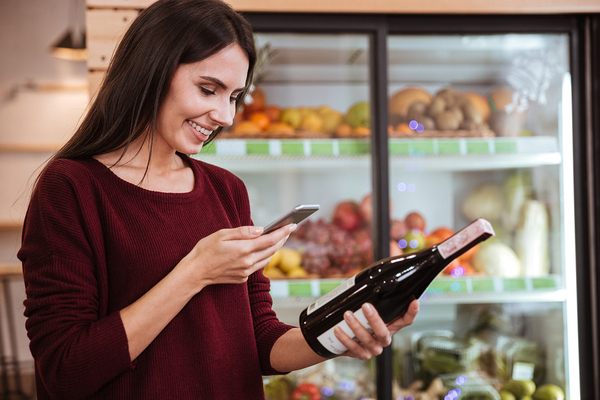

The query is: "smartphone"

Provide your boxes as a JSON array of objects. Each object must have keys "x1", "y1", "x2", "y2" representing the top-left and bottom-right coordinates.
[{"x1": 263, "y1": 204, "x2": 320, "y2": 234}]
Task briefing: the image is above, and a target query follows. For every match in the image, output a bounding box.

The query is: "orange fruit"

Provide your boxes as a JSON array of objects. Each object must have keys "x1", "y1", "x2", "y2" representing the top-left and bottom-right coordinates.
[
  {"x1": 232, "y1": 120, "x2": 261, "y2": 135},
  {"x1": 335, "y1": 123, "x2": 353, "y2": 137},
  {"x1": 352, "y1": 126, "x2": 371, "y2": 136},
  {"x1": 264, "y1": 105, "x2": 282, "y2": 122},
  {"x1": 266, "y1": 122, "x2": 295, "y2": 135},
  {"x1": 458, "y1": 244, "x2": 480, "y2": 263},
  {"x1": 248, "y1": 112, "x2": 271, "y2": 131},
  {"x1": 396, "y1": 123, "x2": 413, "y2": 134}
]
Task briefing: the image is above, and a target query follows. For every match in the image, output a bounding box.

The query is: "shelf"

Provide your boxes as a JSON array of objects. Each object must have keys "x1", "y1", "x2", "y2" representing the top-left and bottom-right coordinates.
[
  {"x1": 0, "y1": 262, "x2": 22, "y2": 277},
  {"x1": 0, "y1": 220, "x2": 23, "y2": 230},
  {"x1": 270, "y1": 275, "x2": 565, "y2": 307},
  {"x1": 0, "y1": 143, "x2": 62, "y2": 153},
  {"x1": 193, "y1": 136, "x2": 561, "y2": 171}
]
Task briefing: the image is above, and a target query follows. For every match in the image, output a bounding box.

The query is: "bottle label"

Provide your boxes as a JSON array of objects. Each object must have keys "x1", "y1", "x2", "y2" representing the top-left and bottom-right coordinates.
[
  {"x1": 438, "y1": 218, "x2": 494, "y2": 259},
  {"x1": 316, "y1": 307, "x2": 373, "y2": 355},
  {"x1": 307, "y1": 275, "x2": 356, "y2": 315}
]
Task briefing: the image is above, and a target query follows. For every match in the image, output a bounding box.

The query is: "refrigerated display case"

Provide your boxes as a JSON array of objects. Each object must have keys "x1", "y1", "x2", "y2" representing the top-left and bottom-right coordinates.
[{"x1": 192, "y1": 14, "x2": 599, "y2": 400}]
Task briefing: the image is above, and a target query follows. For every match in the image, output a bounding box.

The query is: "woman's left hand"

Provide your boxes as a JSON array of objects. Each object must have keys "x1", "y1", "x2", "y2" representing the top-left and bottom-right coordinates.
[{"x1": 335, "y1": 299, "x2": 419, "y2": 360}]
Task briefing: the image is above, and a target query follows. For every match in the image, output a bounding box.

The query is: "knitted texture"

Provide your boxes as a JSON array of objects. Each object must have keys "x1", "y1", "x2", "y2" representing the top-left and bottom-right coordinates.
[{"x1": 18, "y1": 155, "x2": 293, "y2": 400}]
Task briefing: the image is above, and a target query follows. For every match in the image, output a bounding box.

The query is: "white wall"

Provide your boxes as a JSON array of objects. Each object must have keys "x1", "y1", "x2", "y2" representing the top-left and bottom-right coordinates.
[{"x1": 0, "y1": 0, "x2": 89, "y2": 365}]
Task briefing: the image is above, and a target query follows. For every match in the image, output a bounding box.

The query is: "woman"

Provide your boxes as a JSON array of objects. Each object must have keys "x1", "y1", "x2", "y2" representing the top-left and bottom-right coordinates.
[{"x1": 18, "y1": 0, "x2": 419, "y2": 399}]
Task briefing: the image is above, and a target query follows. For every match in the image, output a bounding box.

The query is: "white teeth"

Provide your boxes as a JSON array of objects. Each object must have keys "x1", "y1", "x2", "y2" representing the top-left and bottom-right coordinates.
[{"x1": 187, "y1": 120, "x2": 213, "y2": 137}]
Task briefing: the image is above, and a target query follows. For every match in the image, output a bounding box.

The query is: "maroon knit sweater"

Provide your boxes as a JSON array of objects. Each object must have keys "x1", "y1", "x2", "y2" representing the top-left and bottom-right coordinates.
[{"x1": 18, "y1": 155, "x2": 294, "y2": 400}]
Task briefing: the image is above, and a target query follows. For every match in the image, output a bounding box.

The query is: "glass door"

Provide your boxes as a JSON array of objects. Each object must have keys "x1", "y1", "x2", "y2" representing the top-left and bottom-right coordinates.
[
  {"x1": 385, "y1": 32, "x2": 577, "y2": 399},
  {"x1": 195, "y1": 31, "x2": 379, "y2": 399}
]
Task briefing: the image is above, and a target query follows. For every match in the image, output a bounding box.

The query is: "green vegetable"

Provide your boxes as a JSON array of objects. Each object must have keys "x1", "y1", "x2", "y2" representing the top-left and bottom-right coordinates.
[{"x1": 515, "y1": 200, "x2": 549, "y2": 277}]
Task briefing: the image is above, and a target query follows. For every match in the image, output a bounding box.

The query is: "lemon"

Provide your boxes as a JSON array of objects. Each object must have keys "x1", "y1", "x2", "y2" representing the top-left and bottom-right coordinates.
[{"x1": 279, "y1": 248, "x2": 302, "y2": 272}]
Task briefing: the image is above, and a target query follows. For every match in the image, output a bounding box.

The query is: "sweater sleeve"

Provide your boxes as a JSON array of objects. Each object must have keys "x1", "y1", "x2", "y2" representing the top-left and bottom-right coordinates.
[
  {"x1": 18, "y1": 163, "x2": 133, "y2": 400},
  {"x1": 247, "y1": 270, "x2": 295, "y2": 375},
  {"x1": 228, "y1": 172, "x2": 296, "y2": 375}
]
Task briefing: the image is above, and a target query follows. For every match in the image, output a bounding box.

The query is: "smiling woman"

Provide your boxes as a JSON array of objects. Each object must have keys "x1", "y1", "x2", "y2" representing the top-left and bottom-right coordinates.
[
  {"x1": 153, "y1": 45, "x2": 249, "y2": 158},
  {"x1": 16, "y1": 1, "x2": 418, "y2": 399}
]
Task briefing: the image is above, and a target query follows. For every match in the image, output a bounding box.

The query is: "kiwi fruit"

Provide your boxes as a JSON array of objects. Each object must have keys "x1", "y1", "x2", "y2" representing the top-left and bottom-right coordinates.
[
  {"x1": 436, "y1": 87, "x2": 458, "y2": 107},
  {"x1": 436, "y1": 111, "x2": 460, "y2": 130},
  {"x1": 462, "y1": 101, "x2": 483, "y2": 124},
  {"x1": 420, "y1": 116, "x2": 436, "y2": 130},
  {"x1": 460, "y1": 120, "x2": 480, "y2": 130},
  {"x1": 427, "y1": 97, "x2": 446, "y2": 118},
  {"x1": 389, "y1": 113, "x2": 405, "y2": 126},
  {"x1": 407, "y1": 101, "x2": 428, "y2": 121},
  {"x1": 447, "y1": 106, "x2": 464, "y2": 123}
]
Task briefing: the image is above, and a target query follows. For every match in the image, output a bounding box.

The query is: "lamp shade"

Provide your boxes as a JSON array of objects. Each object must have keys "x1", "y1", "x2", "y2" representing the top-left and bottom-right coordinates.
[{"x1": 51, "y1": 29, "x2": 87, "y2": 61}]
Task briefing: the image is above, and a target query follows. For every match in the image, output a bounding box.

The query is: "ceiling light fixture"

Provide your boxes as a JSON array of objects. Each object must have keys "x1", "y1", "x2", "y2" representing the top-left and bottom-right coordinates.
[{"x1": 50, "y1": 0, "x2": 87, "y2": 61}]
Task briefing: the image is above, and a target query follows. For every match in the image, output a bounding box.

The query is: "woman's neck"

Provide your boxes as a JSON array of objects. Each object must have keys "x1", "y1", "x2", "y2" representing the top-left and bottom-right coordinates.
[{"x1": 94, "y1": 137, "x2": 195, "y2": 193}]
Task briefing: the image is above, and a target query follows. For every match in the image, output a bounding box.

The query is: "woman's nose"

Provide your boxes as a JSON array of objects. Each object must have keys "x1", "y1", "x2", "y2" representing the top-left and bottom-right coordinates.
[{"x1": 210, "y1": 100, "x2": 236, "y2": 127}]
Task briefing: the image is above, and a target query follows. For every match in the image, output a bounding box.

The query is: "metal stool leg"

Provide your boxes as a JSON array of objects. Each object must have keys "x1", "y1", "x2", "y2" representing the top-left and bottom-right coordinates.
[
  {"x1": 1, "y1": 278, "x2": 29, "y2": 400},
  {"x1": 0, "y1": 278, "x2": 11, "y2": 400}
]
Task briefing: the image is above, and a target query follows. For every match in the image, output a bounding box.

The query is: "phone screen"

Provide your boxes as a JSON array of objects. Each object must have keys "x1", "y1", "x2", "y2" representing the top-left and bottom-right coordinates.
[{"x1": 263, "y1": 204, "x2": 320, "y2": 234}]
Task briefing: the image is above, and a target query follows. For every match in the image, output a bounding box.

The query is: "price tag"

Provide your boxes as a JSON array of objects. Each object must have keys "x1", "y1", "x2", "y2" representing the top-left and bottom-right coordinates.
[{"x1": 512, "y1": 362, "x2": 535, "y2": 380}]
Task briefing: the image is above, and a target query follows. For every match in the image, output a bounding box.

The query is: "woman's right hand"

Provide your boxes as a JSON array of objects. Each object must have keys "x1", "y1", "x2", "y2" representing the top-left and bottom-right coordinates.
[{"x1": 178, "y1": 223, "x2": 296, "y2": 292}]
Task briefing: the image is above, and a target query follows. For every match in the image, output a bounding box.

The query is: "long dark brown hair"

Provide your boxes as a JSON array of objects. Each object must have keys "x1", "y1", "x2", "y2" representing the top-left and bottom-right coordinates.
[{"x1": 47, "y1": 0, "x2": 255, "y2": 168}]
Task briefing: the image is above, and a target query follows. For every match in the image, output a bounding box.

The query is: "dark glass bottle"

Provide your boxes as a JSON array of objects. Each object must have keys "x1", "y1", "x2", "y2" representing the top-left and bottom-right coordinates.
[{"x1": 299, "y1": 218, "x2": 494, "y2": 358}]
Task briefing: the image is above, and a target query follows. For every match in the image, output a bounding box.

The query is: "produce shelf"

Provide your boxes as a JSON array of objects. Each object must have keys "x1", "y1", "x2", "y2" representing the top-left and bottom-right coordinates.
[
  {"x1": 270, "y1": 275, "x2": 565, "y2": 307},
  {"x1": 193, "y1": 136, "x2": 561, "y2": 171}
]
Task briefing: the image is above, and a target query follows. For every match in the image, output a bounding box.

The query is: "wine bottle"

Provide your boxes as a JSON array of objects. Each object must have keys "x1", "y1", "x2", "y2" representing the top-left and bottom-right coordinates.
[{"x1": 299, "y1": 218, "x2": 494, "y2": 358}]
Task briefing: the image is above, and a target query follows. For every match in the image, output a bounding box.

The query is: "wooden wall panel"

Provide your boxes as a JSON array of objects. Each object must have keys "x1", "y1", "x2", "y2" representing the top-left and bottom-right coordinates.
[
  {"x1": 86, "y1": 0, "x2": 600, "y2": 13},
  {"x1": 86, "y1": 9, "x2": 139, "y2": 70}
]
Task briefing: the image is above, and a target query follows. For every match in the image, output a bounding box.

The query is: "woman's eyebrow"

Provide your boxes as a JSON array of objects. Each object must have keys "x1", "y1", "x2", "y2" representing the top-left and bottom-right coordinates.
[{"x1": 200, "y1": 76, "x2": 245, "y2": 93}]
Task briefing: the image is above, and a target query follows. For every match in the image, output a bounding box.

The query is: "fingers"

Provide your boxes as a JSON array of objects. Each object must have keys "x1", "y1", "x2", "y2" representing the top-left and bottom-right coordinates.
[
  {"x1": 225, "y1": 223, "x2": 296, "y2": 243},
  {"x1": 334, "y1": 301, "x2": 419, "y2": 361},
  {"x1": 222, "y1": 225, "x2": 264, "y2": 240},
  {"x1": 334, "y1": 306, "x2": 385, "y2": 361}
]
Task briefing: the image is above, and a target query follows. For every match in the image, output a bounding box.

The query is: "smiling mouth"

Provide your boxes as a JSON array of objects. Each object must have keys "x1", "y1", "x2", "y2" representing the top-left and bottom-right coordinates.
[{"x1": 187, "y1": 120, "x2": 213, "y2": 137}]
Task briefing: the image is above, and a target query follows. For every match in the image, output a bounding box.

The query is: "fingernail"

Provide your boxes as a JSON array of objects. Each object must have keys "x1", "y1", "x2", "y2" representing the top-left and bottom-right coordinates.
[
  {"x1": 363, "y1": 303, "x2": 374, "y2": 316},
  {"x1": 289, "y1": 224, "x2": 297, "y2": 232},
  {"x1": 344, "y1": 310, "x2": 355, "y2": 323},
  {"x1": 253, "y1": 227, "x2": 264, "y2": 235},
  {"x1": 413, "y1": 301, "x2": 420, "y2": 312}
]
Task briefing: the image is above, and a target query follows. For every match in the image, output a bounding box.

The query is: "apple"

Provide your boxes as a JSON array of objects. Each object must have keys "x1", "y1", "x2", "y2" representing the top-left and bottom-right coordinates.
[{"x1": 400, "y1": 229, "x2": 426, "y2": 254}]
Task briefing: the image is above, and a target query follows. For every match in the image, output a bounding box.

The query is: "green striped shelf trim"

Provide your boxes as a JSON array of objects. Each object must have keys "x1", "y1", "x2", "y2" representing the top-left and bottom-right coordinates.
[
  {"x1": 196, "y1": 137, "x2": 557, "y2": 157},
  {"x1": 269, "y1": 275, "x2": 560, "y2": 299}
]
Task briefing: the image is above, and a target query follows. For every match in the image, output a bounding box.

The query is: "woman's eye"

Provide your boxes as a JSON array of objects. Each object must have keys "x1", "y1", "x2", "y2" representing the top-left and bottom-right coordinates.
[{"x1": 200, "y1": 87, "x2": 215, "y2": 96}]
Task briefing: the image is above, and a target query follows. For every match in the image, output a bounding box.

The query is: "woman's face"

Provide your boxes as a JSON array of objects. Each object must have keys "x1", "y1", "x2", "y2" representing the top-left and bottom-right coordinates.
[{"x1": 155, "y1": 43, "x2": 249, "y2": 155}]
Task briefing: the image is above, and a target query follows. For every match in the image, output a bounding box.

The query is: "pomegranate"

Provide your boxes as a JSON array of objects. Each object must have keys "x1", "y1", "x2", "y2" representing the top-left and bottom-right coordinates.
[{"x1": 332, "y1": 200, "x2": 361, "y2": 231}]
